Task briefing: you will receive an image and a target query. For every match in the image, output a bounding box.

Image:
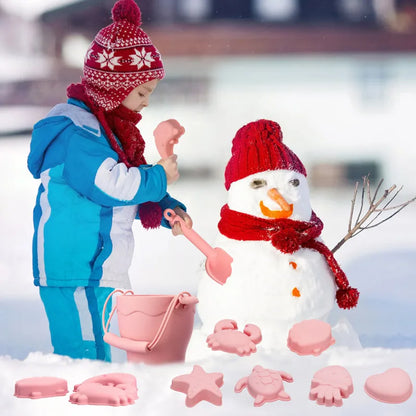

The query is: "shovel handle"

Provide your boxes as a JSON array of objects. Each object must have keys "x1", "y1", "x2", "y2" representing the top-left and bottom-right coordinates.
[{"x1": 164, "y1": 209, "x2": 215, "y2": 258}]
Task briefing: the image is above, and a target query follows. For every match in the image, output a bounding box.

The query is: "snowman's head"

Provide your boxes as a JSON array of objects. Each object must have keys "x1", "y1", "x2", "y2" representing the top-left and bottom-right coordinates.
[
  {"x1": 224, "y1": 119, "x2": 311, "y2": 220},
  {"x1": 228, "y1": 169, "x2": 312, "y2": 221}
]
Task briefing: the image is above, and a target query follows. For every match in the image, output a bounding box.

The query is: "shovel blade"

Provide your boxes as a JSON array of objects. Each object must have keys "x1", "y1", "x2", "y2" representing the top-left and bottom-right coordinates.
[{"x1": 205, "y1": 247, "x2": 233, "y2": 285}]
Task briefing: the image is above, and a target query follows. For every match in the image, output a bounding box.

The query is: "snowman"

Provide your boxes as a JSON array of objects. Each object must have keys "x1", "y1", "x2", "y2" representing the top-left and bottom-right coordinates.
[{"x1": 197, "y1": 120, "x2": 358, "y2": 348}]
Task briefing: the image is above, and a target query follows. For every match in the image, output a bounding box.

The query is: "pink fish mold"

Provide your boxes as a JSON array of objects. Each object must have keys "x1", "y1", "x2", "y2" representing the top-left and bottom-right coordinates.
[
  {"x1": 171, "y1": 365, "x2": 224, "y2": 407},
  {"x1": 309, "y1": 366, "x2": 353, "y2": 407},
  {"x1": 235, "y1": 365, "x2": 293, "y2": 407},
  {"x1": 364, "y1": 368, "x2": 413, "y2": 404},
  {"x1": 206, "y1": 319, "x2": 262, "y2": 356},
  {"x1": 14, "y1": 376, "x2": 68, "y2": 399},
  {"x1": 287, "y1": 319, "x2": 335, "y2": 356},
  {"x1": 70, "y1": 373, "x2": 138, "y2": 406}
]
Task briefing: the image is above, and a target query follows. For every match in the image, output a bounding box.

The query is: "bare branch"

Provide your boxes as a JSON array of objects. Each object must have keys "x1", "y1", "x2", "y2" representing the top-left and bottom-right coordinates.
[{"x1": 331, "y1": 175, "x2": 416, "y2": 253}]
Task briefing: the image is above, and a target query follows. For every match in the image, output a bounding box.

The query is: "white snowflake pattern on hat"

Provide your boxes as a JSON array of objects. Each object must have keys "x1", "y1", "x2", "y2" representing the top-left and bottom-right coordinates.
[
  {"x1": 130, "y1": 47, "x2": 155, "y2": 69},
  {"x1": 96, "y1": 50, "x2": 122, "y2": 70}
]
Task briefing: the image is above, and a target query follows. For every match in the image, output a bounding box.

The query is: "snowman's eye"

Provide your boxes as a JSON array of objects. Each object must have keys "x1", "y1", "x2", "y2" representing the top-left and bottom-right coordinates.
[
  {"x1": 289, "y1": 179, "x2": 300, "y2": 187},
  {"x1": 250, "y1": 179, "x2": 267, "y2": 189}
]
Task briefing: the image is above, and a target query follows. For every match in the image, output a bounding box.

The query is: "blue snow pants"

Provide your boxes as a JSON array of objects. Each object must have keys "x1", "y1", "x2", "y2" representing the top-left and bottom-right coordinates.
[{"x1": 39, "y1": 286, "x2": 113, "y2": 361}]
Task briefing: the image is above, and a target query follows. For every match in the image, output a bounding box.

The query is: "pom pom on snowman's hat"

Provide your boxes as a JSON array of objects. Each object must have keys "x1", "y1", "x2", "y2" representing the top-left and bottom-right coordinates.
[
  {"x1": 78, "y1": 0, "x2": 164, "y2": 111},
  {"x1": 224, "y1": 119, "x2": 307, "y2": 190}
]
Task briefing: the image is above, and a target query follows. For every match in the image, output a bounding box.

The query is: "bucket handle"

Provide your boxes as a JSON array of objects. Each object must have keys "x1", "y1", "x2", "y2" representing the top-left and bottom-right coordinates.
[{"x1": 102, "y1": 290, "x2": 198, "y2": 354}]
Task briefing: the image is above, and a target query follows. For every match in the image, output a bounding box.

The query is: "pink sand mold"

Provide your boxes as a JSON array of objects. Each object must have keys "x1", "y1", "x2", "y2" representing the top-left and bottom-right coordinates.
[
  {"x1": 364, "y1": 368, "x2": 413, "y2": 404},
  {"x1": 153, "y1": 119, "x2": 185, "y2": 159},
  {"x1": 235, "y1": 365, "x2": 293, "y2": 407},
  {"x1": 287, "y1": 319, "x2": 335, "y2": 356},
  {"x1": 309, "y1": 366, "x2": 353, "y2": 407},
  {"x1": 206, "y1": 319, "x2": 262, "y2": 356},
  {"x1": 70, "y1": 373, "x2": 138, "y2": 407},
  {"x1": 14, "y1": 376, "x2": 68, "y2": 399},
  {"x1": 171, "y1": 365, "x2": 224, "y2": 407}
]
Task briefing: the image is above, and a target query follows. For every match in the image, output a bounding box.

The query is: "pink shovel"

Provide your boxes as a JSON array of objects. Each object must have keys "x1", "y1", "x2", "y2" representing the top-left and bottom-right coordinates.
[
  {"x1": 164, "y1": 209, "x2": 232, "y2": 285},
  {"x1": 153, "y1": 119, "x2": 232, "y2": 285}
]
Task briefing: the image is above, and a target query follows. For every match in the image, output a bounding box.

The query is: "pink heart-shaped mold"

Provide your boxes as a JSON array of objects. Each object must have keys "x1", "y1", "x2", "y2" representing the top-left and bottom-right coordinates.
[{"x1": 364, "y1": 368, "x2": 413, "y2": 404}]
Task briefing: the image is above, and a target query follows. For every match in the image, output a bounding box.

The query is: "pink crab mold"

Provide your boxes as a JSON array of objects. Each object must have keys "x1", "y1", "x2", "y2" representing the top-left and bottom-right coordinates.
[
  {"x1": 69, "y1": 373, "x2": 138, "y2": 406},
  {"x1": 364, "y1": 368, "x2": 413, "y2": 404},
  {"x1": 206, "y1": 319, "x2": 262, "y2": 356},
  {"x1": 287, "y1": 319, "x2": 335, "y2": 356},
  {"x1": 309, "y1": 366, "x2": 354, "y2": 407},
  {"x1": 14, "y1": 376, "x2": 68, "y2": 399},
  {"x1": 235, "y1": 365, "x2": 293, "y2": 407}
]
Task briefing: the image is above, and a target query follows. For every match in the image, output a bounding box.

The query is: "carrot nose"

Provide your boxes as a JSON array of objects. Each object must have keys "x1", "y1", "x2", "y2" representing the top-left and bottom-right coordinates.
[{"x1": 267, "y1": 188, "x2": 292, "y2": 212}]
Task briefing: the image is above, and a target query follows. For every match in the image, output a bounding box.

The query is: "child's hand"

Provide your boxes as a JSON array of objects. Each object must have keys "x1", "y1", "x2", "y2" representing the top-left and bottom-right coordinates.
[
  {"x1": 170, "y1": 207, "x2": 193, "y2": 236},
  {"x1": 158, "y1": 155, "x2": 179, "y2": 184}
]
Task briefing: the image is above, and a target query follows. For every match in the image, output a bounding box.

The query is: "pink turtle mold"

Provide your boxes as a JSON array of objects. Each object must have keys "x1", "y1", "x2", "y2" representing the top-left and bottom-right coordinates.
[
  {"x1": 14, "y1": 376, "x2": 68, "y2": 399},
  {"x1": 287, "y1": 319, "x2": 335, "y2": 356},
  {"x1": 309, "y1": 366, "x2": 353, "y2": 407},
  {"x1": 206, "y1": 319, "x2": 262, "y2": 356},
  {"x1": 171, "y1": 365, "x2": 224, "y2": 407},
  {"x1": 364, "y1": 368, "x2": 413, "y2": 404},
  {"x1": 70, "y1": 373, "x2": 138, "y2": 406},
  {"x1": 235, "y1": 365, "x2": 293, "y2": 407}
]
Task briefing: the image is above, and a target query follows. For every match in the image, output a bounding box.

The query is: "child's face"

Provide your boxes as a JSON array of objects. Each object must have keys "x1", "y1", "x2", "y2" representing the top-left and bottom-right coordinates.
[{"x1": 122, "y1": 79, "x2": 159, "y2": 112}]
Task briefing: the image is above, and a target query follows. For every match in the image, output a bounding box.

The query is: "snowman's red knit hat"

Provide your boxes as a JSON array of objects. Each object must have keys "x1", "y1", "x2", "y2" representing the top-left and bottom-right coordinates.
[
  {"x1": 81, "y1": 0, "x2": 164, "y2": 111},
  {"x1": 224, "y1": 119, "x2": 307, "y2": 190}
]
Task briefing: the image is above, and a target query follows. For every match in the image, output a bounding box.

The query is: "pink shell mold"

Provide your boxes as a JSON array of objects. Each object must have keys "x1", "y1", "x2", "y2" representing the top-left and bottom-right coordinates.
[
  {"x1": 171, "y1": 365, "x2": 224, "y2": 407},
  {"x1": 70, "y1": 373, "x2": 138, "y2": 406},
  {"x1": 364, "y1": 368, "x2": 413, "y2": 404},
  {"x1": 14, "y1": 376, "x2": 68, "y2": 399},
  {"x1": 206, "y1": 319, "x2": 262, "y2": 356},
  {"x1": 309, "y1": 366, "x2": 353, "y2": 407},
  {"x1": 287, "y1": 319, "x2": 335, "y2": 356},
  {"x1": 235, "y1": 365, "x2": 293, "y2": 407}
]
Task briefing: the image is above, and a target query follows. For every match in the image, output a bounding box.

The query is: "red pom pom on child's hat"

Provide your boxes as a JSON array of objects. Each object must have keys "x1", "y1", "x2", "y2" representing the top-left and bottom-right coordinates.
[{"x1": 112, "y1": 0, "x2": 142, "y2": 25}]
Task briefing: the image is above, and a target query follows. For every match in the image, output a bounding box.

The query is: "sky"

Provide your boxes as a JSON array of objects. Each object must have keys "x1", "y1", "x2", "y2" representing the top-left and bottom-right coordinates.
[{"x1": 0, "y1": 0, "x2": 77, "y2": 19}]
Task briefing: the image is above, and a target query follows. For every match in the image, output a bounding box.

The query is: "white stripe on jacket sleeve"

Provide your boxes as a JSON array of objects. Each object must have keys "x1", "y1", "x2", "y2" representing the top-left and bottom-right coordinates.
[{"x1": 94, "y1": 157, "x2": 141, "y2": 201}]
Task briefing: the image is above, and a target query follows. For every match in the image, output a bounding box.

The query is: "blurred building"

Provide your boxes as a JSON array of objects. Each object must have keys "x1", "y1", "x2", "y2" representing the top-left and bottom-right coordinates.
[{"x1": 1, "y1": 0, "x2": 416, "y2": 186}]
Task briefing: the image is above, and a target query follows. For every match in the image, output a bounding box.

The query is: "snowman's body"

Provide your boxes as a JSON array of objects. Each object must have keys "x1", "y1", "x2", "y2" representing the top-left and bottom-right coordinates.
[{"x1": 197, "y1": 168, "x2": 337, "y2": 346}]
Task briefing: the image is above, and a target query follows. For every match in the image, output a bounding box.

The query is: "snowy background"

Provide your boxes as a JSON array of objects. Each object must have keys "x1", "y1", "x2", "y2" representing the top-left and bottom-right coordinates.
[{"x1": 1, "y1": 0, "x2": 416, "y2": 413}]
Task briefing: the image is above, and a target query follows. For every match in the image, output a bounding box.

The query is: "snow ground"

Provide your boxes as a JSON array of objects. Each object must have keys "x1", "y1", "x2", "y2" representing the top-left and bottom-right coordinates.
[{"x1": 0, "y1": 135, "x2": 415, "y2": 414}]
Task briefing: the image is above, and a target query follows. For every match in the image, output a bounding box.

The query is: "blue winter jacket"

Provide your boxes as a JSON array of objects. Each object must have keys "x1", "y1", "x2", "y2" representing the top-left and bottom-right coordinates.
[{"x1": 28, "y1": 99, "x2": 184, "y2": 288}]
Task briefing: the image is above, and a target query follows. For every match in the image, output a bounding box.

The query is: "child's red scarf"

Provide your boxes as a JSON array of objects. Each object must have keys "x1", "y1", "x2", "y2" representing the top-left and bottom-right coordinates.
[
  {"x1": 67, "y1": 83, "x2": 162, "y2": 229},
  {"x1": 218, "y1": 204, "x2": 359, "y2": 309}
]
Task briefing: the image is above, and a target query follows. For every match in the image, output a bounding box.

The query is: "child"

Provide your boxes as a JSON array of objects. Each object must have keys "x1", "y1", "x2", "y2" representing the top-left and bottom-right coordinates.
[{"x1": 27, "y1": 0, "x2": 192, "y2": 361}]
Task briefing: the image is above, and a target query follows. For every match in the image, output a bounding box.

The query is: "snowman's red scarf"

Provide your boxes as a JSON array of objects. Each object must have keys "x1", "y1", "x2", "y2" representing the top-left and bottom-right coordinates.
[
  {"x1": 67, "y1": 83, "x2": 162, "y2": 229},
  {"x1": 218, "y1": 204, "x2": 359, "y2": 309}
]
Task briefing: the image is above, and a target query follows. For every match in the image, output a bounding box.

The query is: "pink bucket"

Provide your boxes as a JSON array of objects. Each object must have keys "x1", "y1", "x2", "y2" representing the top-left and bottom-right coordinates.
[{"x1": 102, "y1": 290, "x2": 198, "y2": 364}]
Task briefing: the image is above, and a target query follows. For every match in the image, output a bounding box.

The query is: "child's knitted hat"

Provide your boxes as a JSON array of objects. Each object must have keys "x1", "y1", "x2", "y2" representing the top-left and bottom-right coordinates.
[
  {"x1": 82, "y1": 0, "x2": 164, "y2": 111},
  {"x1": 224, "y1": 119, "x2": 307, "y2": 190}
]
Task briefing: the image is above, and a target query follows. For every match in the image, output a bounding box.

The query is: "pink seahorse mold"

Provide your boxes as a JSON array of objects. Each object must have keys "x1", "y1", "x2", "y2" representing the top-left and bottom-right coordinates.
[
  {"x1": 309, "y1": 366, "x2": 354, "y2": 407},
  {"x1": 287, "y1": 319, "x2": 335, "y2": 356},
  {"x1": 14, "y1": 376, "x2": 68, "y2": 399},
  {"x1": 235, "y1": 365, "x2": 293, "y2": 407},
  {"x1": 70, "y1": 373, "x2": 138, "y2": 406},
  {"x1": 206, "y1": 319, "x2": 262, "y2": 356},
  {"x1": 364, "y1": 368, "x2": 413, "y2": 404}
]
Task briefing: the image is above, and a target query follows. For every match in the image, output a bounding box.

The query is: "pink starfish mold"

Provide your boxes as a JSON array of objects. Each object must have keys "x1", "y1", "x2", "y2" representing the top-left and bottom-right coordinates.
[
  {"x1": 309, "y1": 366, "x2": 354, "y2": 407},
  {"x1": 69, "y1": 373, "x2": 138, "y2": 406},
  {"x1": 170, "y1": 365, "x2": 224, "y2": 407},
  {"x1": 235, "y1": 365, "x2": 293, "y2": 407},
  {"x1": 287, "y1": 319, "x2": 335, "y2": 356},
  {"x1": 14, "y1": 376, "x2": 68, "y2": 399},
  {"x1": 364, "y1": 368, "x2": 413, "y2": 404},
  {"x1": 206, "y1": 319, "x2": 262, "y2": 356}
]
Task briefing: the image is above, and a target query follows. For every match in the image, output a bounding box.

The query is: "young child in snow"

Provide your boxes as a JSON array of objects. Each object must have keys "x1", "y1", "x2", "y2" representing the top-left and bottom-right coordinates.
[{"x1": 27, "y1": 0, "x2": 191, "y2": 361}]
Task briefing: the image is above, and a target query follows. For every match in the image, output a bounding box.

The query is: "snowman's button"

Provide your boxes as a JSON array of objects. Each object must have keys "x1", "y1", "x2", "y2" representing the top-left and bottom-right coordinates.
[{"x1": 292, "y1": 287, "x2": 301, "y2": 297}]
